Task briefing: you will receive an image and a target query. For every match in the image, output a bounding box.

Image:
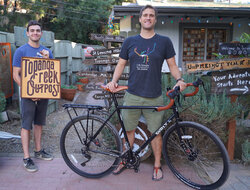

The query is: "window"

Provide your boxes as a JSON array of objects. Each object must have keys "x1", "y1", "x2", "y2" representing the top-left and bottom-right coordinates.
[{"x1": 182, "y1": 28, "x2": 227, "y2": 62}]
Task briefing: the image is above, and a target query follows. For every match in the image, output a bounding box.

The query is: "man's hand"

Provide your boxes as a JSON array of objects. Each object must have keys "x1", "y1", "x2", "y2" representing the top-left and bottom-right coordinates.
[
  {"x1": 40, "y1": 49, "x2": 49, "y2": 58},
  {"x1": 173, "y1": 80, "x2": 187, "y2": 92},
  {"x1": 106, "y1": 81, "x2": 118, "y2": 92}
]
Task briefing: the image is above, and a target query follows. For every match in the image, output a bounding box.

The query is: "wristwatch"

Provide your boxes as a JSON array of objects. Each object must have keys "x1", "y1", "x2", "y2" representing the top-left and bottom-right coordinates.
[{"x1": 176, "y1": 78, "x2": 184, "y2": 82}]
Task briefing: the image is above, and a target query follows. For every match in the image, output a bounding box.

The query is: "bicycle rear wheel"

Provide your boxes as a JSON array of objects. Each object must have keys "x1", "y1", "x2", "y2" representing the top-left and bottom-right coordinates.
[
  {"x1": 60, "y1": 115, "x2": 122, "y2": 178},
  {"x1": 163, "y1": 121, "x2": 229, "y2": 190}
]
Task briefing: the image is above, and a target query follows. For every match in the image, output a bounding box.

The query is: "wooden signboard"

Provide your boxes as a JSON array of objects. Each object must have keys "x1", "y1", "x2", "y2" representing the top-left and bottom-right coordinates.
[
  {"x1": 78, "y1": 71, "x2": 129, "y2": 80},
  {"x1": 186, "y1": 58, "x2": 250, "y2": 73},
  {"x1": 93, "y1": 92, "x2": 124, "y2": 100},
  {"x1": 91, "y1": 47, "x2": 121, "y2": 56},
  {"x1": 211, "y1": 68, "x2": 250, "y2": 95},
  {"x1": 84, "y1": 57, "x2": 119, "y2": 65},
  {"x1": 219, "y1": 43, "x2": 250, "y2": 56},
  {"x1": 0, "y1": 43, "x2": 13, "y2": 98},
  {"x1": 85, "y1": 83, "x2": 103, "y2": 91},
  {"x1": 21, "y1": 57, "x2": 61, "y2": 99},
  {"x1": 77, "y1": 71, "x2": 107, "y2": 78},
  {"x1": 90, "y1": 33, "x2": 125, "y2": 43}
]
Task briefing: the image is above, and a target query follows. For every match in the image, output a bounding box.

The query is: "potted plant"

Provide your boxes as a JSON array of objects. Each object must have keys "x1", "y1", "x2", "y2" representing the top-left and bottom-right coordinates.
[
  {"x1": 75, "y1": 82, "x2": 85, "y2": 91},
  {"x1": 61, "y1": 84, "x2": 77, "y2": 101},
  {"x1": 77, "y1": 76, "x2": 89, "y2": 84}
]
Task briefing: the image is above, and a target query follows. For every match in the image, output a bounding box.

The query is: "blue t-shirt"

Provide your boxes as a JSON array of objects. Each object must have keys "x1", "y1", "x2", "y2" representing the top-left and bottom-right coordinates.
[
  {"x1": 119, "y1": 34, "x2": 176, "y2": 98},
  {"x1": 13, "y1": 43, "x2": 53, "y2": 68}
]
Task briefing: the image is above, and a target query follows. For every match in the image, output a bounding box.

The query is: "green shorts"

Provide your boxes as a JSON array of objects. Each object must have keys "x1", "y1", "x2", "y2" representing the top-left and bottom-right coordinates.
[{"x1": 122, "y1": 92, "x2": 164, "y2": 134}]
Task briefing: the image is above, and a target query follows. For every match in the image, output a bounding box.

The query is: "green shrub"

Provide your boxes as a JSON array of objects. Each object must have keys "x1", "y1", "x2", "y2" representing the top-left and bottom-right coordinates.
[
  {"x1": 162, "y1": 73, "x2": 242, "y2": 142},
  {"x1": 61, "y1": 84, "x2": 77, "y2": 90}
]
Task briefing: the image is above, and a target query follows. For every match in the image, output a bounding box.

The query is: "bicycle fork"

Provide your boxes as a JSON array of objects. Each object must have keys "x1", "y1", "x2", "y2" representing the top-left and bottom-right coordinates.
[{"x1": 176, "y1": 126, "x2": 198, "y2": 161}]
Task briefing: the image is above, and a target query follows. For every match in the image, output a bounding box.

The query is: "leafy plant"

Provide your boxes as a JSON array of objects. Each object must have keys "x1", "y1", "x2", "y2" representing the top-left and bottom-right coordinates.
[
  {"x1": 61, "y1": 84, "x2": 77, "y2": 90},
  {"x1": 75, "y1": 82, "x2": 85, "y2": 85},
  {"x1": 162, "y1": 73, "x2": 242, "y2": 141},
  {"x1": 239, "y1": 32, "x2": 250, "y2": 43},
  {"x1": 76, "y1": 76, "x2": 87, "y2": 80},
  {"x1": 212, "y1": 53, "x2": 229, "y2": 60}
]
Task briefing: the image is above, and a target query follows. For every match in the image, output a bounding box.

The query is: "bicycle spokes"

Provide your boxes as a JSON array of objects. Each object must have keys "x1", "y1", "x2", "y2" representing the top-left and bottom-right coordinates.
[{"x1": 60, "y1": 115, "x2": 122, "y2": 177}]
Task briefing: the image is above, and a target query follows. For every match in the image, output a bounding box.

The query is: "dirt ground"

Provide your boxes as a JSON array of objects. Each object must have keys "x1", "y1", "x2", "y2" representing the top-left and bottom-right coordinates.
[{"x1": 0, "y1": 86, "x2": 106, "y2": 157}]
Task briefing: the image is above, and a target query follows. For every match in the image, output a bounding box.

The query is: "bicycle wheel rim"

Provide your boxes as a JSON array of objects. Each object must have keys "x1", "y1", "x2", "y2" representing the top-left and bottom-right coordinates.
[
  {"x1": 163, "y1": 121, "x2": 229, "y2": 190},
  {"x1": 60, "y1": 115, "x2": 122, "y2": 178}
]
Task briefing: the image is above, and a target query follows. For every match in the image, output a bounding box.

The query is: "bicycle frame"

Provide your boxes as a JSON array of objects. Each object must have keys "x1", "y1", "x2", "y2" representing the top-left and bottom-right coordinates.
[
  {"x1": 64, "y1": 77, "x2": 204, "y2": 160},
  {"x1": 64, "y1": 90, "x2": 180, "y2": 160},
  {"x1": 110, "y1": 92, "x2": 180, "y2": 158}
]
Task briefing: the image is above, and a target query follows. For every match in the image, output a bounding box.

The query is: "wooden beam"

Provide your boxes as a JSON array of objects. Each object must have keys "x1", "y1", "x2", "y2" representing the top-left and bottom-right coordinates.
[
  {"x1": 90, "y1": 33, "x2": 125, "y2": 43},
  {"x1": 226, "y1": 95, "x2": 238, "y2": 161},
  {"x1": 83, "y1": 57, "x2": 119, "y2": 65},
  {"x1": 90, "y1": 47, "x2": 121, "y2": 56}
]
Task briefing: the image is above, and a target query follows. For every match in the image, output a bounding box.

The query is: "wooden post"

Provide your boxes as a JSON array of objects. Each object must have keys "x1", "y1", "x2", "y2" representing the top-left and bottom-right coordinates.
[{"x1": 226, "y1": 95, "x2": 238, "y2": 161}]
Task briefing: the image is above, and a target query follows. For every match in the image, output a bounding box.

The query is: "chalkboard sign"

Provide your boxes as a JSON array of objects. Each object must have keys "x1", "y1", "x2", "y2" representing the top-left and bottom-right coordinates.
[
  {"x1": 211, "y1": 68, "x2": 250, "y2": 95},
  {"x1": 219, "y1": 43, "x2": 250, "y2": 56}
]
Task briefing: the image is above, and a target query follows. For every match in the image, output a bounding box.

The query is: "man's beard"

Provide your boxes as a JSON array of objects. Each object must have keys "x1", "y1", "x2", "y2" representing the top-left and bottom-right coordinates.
[{"x1": 30, "y1": 37, "x2": 41, "y2": 43}]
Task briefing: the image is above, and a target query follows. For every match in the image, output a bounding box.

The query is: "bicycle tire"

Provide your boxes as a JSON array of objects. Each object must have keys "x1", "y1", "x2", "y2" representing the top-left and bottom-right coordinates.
[
  {"x1": 163, "y1": 121, "x2": 230, "y2": 190},
  {"x1": 60, "y1": 115, "x2": 122, "y2": 178}
]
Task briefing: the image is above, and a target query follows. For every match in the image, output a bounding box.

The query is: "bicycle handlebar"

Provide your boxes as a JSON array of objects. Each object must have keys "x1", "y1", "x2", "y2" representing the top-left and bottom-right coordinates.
[{"x1": 156, "y1": 78, "x2": 203, "y2": 112}]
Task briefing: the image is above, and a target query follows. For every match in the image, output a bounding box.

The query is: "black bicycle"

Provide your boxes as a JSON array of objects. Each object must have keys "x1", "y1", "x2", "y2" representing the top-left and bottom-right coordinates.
[{"x1": 60, "y1": 79, "x2": 230, "y2": 190}]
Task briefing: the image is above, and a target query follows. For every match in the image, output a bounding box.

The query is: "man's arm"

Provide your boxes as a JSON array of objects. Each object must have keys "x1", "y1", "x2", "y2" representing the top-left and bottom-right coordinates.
[
  {"x1": 13, "y1": 66, "x2": 21, "y2": 87},
  {"x1": 107, "y1": 57, "x2": 127, "y2": 92},
  {"x1": 166, "y1": 56, "x2": 187, "y2": 91}
]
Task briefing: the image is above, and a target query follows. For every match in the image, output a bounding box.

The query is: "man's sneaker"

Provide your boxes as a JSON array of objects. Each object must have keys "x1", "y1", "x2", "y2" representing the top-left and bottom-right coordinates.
[
  {"x1": 34, "y1": 149, "x2": 53, "y2": 161},
  {"x1": 23, "y1": 158, "x2": 38, "y2": 172}
]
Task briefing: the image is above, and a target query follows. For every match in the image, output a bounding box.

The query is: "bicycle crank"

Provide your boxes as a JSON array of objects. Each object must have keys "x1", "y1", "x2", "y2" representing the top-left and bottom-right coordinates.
[{"x1": 122, "y1": 152, "x2": 141, "y2": 173}]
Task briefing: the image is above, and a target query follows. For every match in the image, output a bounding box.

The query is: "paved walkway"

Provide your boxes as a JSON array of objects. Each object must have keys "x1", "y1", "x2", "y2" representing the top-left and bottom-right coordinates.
[{"x1": 0, "y1": 155, "x2": 249, "y2": 190}]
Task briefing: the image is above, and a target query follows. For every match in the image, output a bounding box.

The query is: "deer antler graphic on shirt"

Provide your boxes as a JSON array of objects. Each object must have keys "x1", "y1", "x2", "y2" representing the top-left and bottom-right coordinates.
[{"x1": 134, "y1": 43, "x2": 156, "y2": 64}]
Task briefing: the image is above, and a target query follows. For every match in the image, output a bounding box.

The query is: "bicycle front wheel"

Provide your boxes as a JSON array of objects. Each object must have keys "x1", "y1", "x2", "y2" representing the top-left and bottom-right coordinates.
[
  {"x1": 163, "y1": 121, "x2": 229, "y2": 190},
  {"x1": 60, "y1": 115, "x2": 122, "y2": 178}
]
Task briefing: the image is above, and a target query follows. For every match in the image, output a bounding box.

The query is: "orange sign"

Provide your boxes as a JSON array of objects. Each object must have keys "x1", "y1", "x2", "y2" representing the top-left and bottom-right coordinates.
[
  {"x1": 0, "y1": 43, "x2": 13, "y2": 98},
  {"x1": 21, "y1": 57, "x2": 61, "y2": 99}
]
